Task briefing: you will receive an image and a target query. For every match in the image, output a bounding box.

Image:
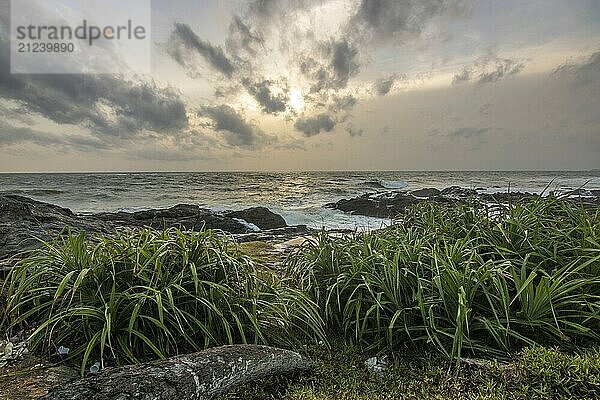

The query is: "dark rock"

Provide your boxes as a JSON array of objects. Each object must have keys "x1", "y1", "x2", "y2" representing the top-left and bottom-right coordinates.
[
  {"x1": 225, "y1": 207, "x2": 287, "y2": 230},
  {"x1": 0, "y1": 195, "x2": 113, "y2": 265},
  {"x1": 95, "y1": 204, "x2": 249, "y2": 234},
  {"x1": 0, "y1": 196, "x2": 289, "y2": 265},
  {"x1": 327, "y1": 185, "x2": 600, "y2": 218},
  {"x1": 327, "y1": 192, "x2": 420, "y2": 218},
  {"x1": 440, "y1": 186, "x2": 477, "y2": 197},
  {"x1": 236, "y1": 225, "x2": 316, "y2": 243},
  {"x1": 410, "y1": 188, "x2": 441, "y2": 198},
  {"x1": 331, "y1": 196, "x2": 387, "y2": 217},
  {"x1": 482, "y1": 192, "x2": 536, "y2": 203}
]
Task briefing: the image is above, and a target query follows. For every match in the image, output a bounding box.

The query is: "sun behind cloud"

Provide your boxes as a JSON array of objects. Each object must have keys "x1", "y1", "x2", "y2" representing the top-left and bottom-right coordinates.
[{"x1": 289, "y1": 88, "x2": 305, "y2": 111}]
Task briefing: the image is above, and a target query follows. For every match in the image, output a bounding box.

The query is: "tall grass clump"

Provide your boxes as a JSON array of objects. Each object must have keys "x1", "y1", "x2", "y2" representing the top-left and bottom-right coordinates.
[
  {"x1": 2, "y1": 228, "x2": 325, "y2": 373},
  {"x1": 287, "y1": 197, "x2": 600, "y2": 361}
]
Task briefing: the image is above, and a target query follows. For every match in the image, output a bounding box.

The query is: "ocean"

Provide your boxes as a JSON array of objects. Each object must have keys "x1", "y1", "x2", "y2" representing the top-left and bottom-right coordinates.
[{"x1": 1, "y1": 171, "x2": 599, "y2": 230}]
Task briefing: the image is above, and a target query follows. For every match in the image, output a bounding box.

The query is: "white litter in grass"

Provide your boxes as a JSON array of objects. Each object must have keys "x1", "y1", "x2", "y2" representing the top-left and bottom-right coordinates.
[{"x1": 365, "y1": 355, "x2": 389, "y2": 376}]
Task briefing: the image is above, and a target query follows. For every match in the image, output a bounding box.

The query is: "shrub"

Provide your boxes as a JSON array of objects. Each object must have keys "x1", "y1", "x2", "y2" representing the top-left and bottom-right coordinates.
[
  {"x1": 2, "y1": 228, "x2": 325, "y2": 374},
  {"x1": 287, "y1": 198, "x2": 600, "y2": 360}
]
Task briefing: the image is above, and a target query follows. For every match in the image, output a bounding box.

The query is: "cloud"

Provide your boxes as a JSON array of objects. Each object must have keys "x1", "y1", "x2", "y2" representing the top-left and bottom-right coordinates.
[
  {"x1": 294, "y1": 113, "x2": 336, "y2": 137},
  {"x1": 347, "y1": 0, "x2": 473, "y2": 44},
  {"x1": 329, "y1": 94, "x2": 358, "y2": 113},
  {"x1": 373, "y1": 74, "x2": 398, "y2": 96},
  {"x1": 345, "y1": 123, "x2": 363, "y2": 137},
  {"x1": 169, "y1": 22, "x2": 236, "y2": 77},
  {"x1": 0, "y1": 20, "x2": 188, "y2": 142},
  {"x1": 552, "y1": 49, "x2": 600, "y2": 89},
  {"x1": 448, "y1": 126, "x2": 492, "y2": 138},
  {"x1": 0, "y1": 121, "x2": 109, "y2": 150},
  {"x1": 242, "y1": 78, "x2": 288, "y2": 114},
  {"x1": 327, "y1": 39, "x2": 361, "y2": 89},
  {"x1": 453, "y1": 53, "x2": 526, "y2": 85},
  {"x1": 0, "y1": 73, "x2": 189, "y2": 139},
  {"x1": 300, "y1": 38, "x2": 361, "y2": 93},
  {"x1": 226, "y1": 16, "x2": 265, "y2": 59},
  {"x1": 198, "y1": 105, "x2": 273, "y2": 149}
]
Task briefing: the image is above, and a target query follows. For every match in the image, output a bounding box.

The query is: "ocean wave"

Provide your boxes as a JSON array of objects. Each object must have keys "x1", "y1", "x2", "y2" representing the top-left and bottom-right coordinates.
[
  {"x1": 1, "y1": 188, "x2": 66, "y2": 196},
  {"x1": 365, "y1": 180, "x2": 408, "y2": 190}
]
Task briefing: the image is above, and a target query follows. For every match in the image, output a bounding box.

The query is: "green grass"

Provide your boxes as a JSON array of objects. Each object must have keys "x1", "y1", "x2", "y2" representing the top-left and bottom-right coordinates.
[
  {"x1": 1, "y1": 228, "x2": 325, "y2": 374},
  {"x1": 221, "y1": 345, "x2": 600, "y2": 400},
  {"x1": 286, "y1": 197, "x2": 600, "y2": 361}
]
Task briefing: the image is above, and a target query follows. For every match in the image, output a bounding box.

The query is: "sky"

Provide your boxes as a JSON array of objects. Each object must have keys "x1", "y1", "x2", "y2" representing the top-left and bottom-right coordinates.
[{"x1": 0, "y1": 0, "x2": 599, "y2": 172}]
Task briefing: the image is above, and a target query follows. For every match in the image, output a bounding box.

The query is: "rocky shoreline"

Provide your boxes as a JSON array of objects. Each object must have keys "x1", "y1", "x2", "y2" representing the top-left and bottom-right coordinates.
[
  {"x1": 326, "y1": 186, "x2": 600, "y2": 218},
  {"x1": 0, "y1": 195, "x2": 310, "y2": 266},
  {"x1": 2, "y1": 188, "x2": 600, "y2": 264}
]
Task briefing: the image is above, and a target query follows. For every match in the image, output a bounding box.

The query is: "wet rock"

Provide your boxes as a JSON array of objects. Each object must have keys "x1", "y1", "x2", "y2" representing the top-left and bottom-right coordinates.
[
  {"x1": 410, "y1": 188, "x2": 441, "y2": 198},
  {"x1": 328, "y1": 194, "x2": 389, "y2": 218},
  {"x1": 327, "y1": 186, "x2": 600, "y2": 218},
  {"x1": 225, "y1": 207, "x2": 287, "y2": 230},
  {"x1": 0, "y1": 195, "x2": 113, "y2": 265},
  {"x1": 327, "y1": 192, "x2": 421, "y2": 218},
  {"x1": 94, "y1": 204, "x2": 250, "y2": 234},
  {"x1": 440, "y1": 186, "x2": 477, "y2": 198},
  {"x1": 0, "y1": 196, "x2": 290, "y2": 265},
  {"x1": 482, "y1": 192, "x2": 536, "y2": 203}
]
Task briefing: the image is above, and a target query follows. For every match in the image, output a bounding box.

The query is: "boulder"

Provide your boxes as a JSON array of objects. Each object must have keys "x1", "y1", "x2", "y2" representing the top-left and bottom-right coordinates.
[
  {"x1": 94, "y1": 204, "x2": 250, "y2": 234},
  {"x1": 225, "y1": 207, "x2": 287, "y2": 230},
  {"x1": 39, "y1": 345, "x2": 313, "y2": 400},
  {"x1": 440, "y1": 186, "x2": 477, "y2": 197},
  {"x1": 326, "y1": 185, "x2": 600, "y2": 218},
  {"x1": 0, "y1": 196, "x2": 289, "y2": 265},
  {"x1": 410, "y1": 188, "x2": 441, "y2": 198}
]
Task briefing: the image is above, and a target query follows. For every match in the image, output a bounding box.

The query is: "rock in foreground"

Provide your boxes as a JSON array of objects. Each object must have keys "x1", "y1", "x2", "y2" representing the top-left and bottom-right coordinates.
[{"x1": 39, "y1": 345, "x2": 313, "y2": 400}]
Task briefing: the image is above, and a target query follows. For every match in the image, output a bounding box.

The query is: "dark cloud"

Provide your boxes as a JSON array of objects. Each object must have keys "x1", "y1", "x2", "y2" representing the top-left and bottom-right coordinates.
[
  {"x1": 242, "y1": 78, "x2": 288, "y2": 114},
  {"x1": 348, "y1": 0, "x2": 473, "y2": 44},
  {"x1": 0, "y1": 73, "x2": 188, "y2": 138},
  {"x1": 198, "y1": 105, "x2": 273, "y2": 148},
  {"x1": 327, "y1": 39, "x2": 360, "y2": 89},
  {"x1": 294, "y1": 113, "x2": 336, "y2": 137},
  {"x1": 552, "y1": 50, "x2": 600, "y2": 89},
  {"x1": 169, "y1": 22, "x2": 236, "y2": 77},
  {"x1": 0, "y1": 34, "x2": 188, "y2": 141},
  {"x1": 479, "y1": 59, "x2": 525, "y2": 84},
  {"x1": 0, "y1": 121, "x2": 109, "y2": 150},
  {"x1": 226, "y1": 16, "x2": 265, "y2": 59},
  {"x1": 448, "y1": 126, "x2": 492, "y2": 138},
  {"x1": 329, "y1": 94, "x2": 357, "y2": 113},
  {"x1": 373, "y1": 74, "x2": 398, "y2": 95},
  {"x1": 167, "y1": 19, "x2": 295, "y2": 116},
  {"x1": 453, "y1": 55, "x2": 526, "y2": 85},
  {"x1": 297, "y1": 38, "x2": 361, "y2": 95}
]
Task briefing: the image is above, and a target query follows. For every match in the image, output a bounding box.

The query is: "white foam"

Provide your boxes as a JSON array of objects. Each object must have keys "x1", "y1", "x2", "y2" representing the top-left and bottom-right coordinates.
[{"x1": 379, "y1": 180, "x2": 408, "y2": 189}]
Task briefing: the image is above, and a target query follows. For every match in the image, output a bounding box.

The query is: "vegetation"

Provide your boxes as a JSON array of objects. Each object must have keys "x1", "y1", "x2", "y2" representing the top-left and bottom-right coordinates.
[
  {"x1": 222, "y1": 345, "x2": 600, "y2": 400},
  {"x1": 1, "y1": 196, "x2": 599, "y2": 397},
  {"x1": 287, "y1": 197, "x2": 600, "y2": 360},
  {"x1": 1, "y1": 228, "x2": 325, "y2": 374}
]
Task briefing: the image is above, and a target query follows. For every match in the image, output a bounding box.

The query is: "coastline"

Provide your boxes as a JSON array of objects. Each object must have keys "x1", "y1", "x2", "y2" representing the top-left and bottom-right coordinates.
[{"x1": 1, "y1": 189, "x2": 599, "y2": 399}]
